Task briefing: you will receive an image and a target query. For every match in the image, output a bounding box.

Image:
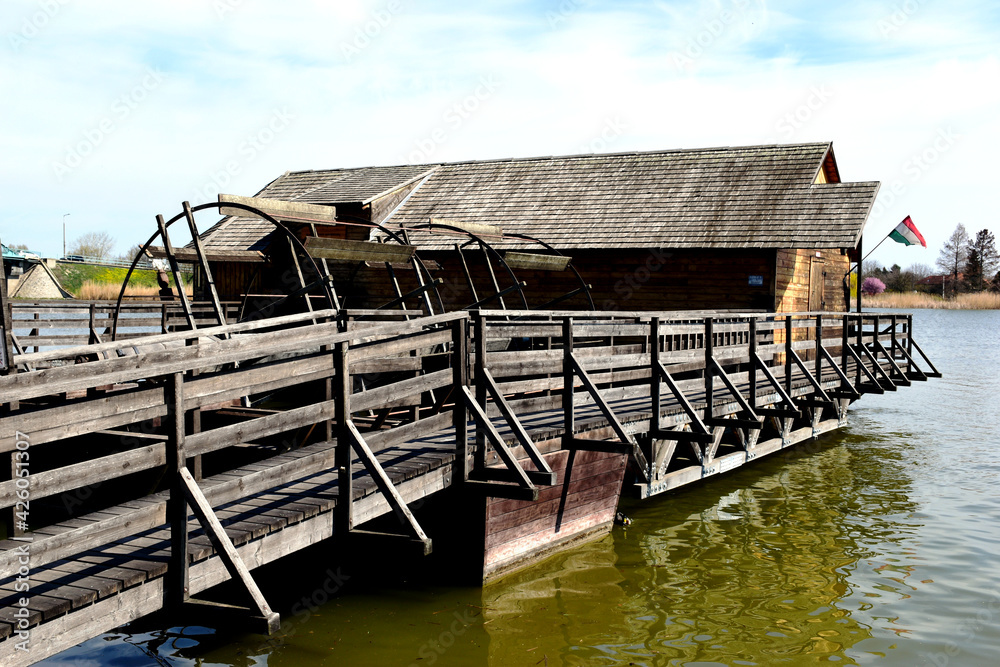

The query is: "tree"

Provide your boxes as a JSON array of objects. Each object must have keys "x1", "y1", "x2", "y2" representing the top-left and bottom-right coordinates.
[
  {"x1": 936, "y1": 224, "x2": 970, "y2": 296},
  {"x1": 861, "y1": 277, "x2": 886, "y2": 295},
  {"x1": 964, "y1": 229, "x2": 999, "y2": 292},
  {"x1": 69, "y1": 231, "x2": 116, "y2": 259}
]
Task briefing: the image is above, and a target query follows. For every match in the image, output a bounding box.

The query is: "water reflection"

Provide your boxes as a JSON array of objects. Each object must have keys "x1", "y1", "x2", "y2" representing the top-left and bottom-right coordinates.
[
  {"x1": 481, "y1": 433, "x2": 921, "y2": 666},
  {"x1": 45, "y1": 310, "x2": 1000, "y2": 666}
]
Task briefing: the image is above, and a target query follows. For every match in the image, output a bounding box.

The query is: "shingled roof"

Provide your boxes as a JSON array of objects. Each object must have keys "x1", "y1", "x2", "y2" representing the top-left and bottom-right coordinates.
[{"x1": 200, "y1": 142, "x2": 878, "y2": 252}]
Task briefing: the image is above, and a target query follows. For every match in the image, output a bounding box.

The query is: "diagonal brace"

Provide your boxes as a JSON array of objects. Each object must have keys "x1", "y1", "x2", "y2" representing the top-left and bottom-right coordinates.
[
  {"x1": 461, "y1": 386, "x2": 539, "y2": 495},
  {"x1": 788, "y1": 348, "x2": 832, "y2": 402},
  {"x1": 873, "y1": 339, "x2": 911, "y2": 386},
  {"x1": 708, "y1": 357, "x2": 762, "y2": 428},
  {"x1": 853, "y1": 343, "x2": 896, "y2": 389},
  {"x1": 346, "y1": 420, "x2": 432, "y2": 554},
  {"x1": 569, "y1": 353, "x2": 650, "y2": 481},
  {"x1": 655, "y1": 361, "x2": 712, "y2": 441},
  {"x1": 892, "y1": 338, "x2": 928, "y2": 381},
  {"x1": 752, "y1": 353, "x2": 800, "y2": 410},
  {"x1": 819, "y1": 345, "x2": 861, "y2": 398},
  {"x1": 480, "y1": 369, "x2": 556, "y2": 485},
  {"x1": 844, "y1": 344, "x2": 885, "y2": 393},
  {"x1": 179, "y1": 466, "x2": 280, "y2": 633}
]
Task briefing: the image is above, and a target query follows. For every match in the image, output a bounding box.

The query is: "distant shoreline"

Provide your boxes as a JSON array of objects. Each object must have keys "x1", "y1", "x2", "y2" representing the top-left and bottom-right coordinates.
[{"x1": 862, "y1": 292, "x2": 1000, "y2": 310}]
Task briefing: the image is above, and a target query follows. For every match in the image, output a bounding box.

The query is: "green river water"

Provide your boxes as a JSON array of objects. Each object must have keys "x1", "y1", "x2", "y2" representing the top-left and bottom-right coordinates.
[{"x1": 42, "y1": 309, "x2": 1000, "y2": 666}]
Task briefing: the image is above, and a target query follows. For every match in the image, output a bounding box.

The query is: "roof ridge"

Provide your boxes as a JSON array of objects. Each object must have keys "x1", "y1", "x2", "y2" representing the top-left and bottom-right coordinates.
[{"x1": 280, "y1": 142, "x2": 833, "y2": 175}]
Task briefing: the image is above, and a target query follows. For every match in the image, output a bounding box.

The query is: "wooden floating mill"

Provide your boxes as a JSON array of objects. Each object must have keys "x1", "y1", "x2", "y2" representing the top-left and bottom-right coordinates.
[{"x1": 0, "y1": 143, "x2": 939, "y2": 664}]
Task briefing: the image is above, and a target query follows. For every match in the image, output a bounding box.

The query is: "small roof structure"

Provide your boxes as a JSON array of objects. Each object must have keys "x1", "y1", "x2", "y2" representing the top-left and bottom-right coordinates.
[{"x1": 199, "y1": 142, "x2": 878, "y2": 252}]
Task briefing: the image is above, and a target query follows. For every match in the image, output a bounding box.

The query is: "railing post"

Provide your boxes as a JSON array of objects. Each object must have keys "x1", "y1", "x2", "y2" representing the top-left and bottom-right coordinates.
[
  {"x1": 563, "y1": 317, "x2": 574, "y2": 443},
  {"x1": 841, "y1": 313, "x2": 849, "y2": 379},
  {"x1": 335, "y1": 341, "x2": 353, "y2": 534},
  {"x1": 452, "y1": 317, "x2": 470, "y2": 482},
  {"x1": 748, "y1": 317, "x2": 757, "y2": 410},
  {"x1": 855, "y1": 313, "x2": 863, "y2": 387},
  {"x1": 872, "y1": 315, "x2": 881, "y2": 366},
  {"x1": 473, "y1": 312, "x2": 487, "y2": 469},
  {"x1": 785, "y1": 314, "x2": 793, "y2": 397},
  {"x1": 88, "y1": 303, "x2": 97, "y2": 344},
  {"x1": 815, "y1": 314, "x2": 823, "y2": 383},
  {"x1": 891, "y1": 314, "x2": 900, "y2": 368},
  {"x1": 704, "y1": 316, "x2": 714, "y2": 422},
  {"x1": 906, "y1": 314, "x2": 914, "y2": 375},
  {"x1": 650, "y1": 317, "x2": 661, "y2": 434},
  {"x1": 168, "y1": 371, "x2": 189, "y2": 607}
]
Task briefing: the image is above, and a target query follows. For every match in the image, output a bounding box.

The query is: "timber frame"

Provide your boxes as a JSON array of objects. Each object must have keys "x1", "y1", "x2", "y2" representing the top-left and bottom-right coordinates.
[{"x1": 0, "y1": 305, "x2": 934, "y2": 665}]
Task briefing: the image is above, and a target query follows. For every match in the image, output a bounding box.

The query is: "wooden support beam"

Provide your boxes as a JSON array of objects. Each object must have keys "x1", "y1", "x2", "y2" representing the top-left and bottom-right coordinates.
[
  {"x1": 655, "y1": 361, "x2": 712, "y2": 437},
  {"x1": 788, "y1": 348, "x2": 832, "y2": 402},
  {"x1": 708, "y1": 357, "x2": 762, "y2": 428},
  {"x1": 462, "y1": 281, "x2": 526, "y2": 311},
  {"x1": 373, "y1": 279, "x2": 443, "y2": 313},
  {"x1": 534, "y1": 285, "x2": 591, "y2": 311},
  {"x1": 819, "y1": 345, "x2": 860, "y2": 398},
  {"x1": 179, "y1": 466, "x2": 281, "y2": 633},
  {"x1": 909, "y1": 338, "x2": 942, "y2": 378},
  {"x1": 568, "y1": 352, "x2": 651, "y2": 482},
  {"x1": 480, "y1": 368, "x2": 556, "y2": 485},
  {"x1": 502, "y1": 251, "x2": 571, "y2": 272},
  {"x1": 892, "y1": 339, "x2": 928, "y2": 381},
  {"x1": 305, "y1": 236, "x2": 416, "y2": 263},
  {"x1": 156, "y1": 214, "x2": 197, "y2": 332},
  {"x1": 219, "y1": 193, "x2": 338, "y2": 225},
  {"x1": 346, "y1": 420, "x2": 433, "y2": 554},
  {"x1": 752, "y1": 352, "x2": 799, "y2": 411},
  {"x1": 873, "y1": 339, "x2": 912, "y2": 386},
  {"x1": 853, "y1": 343, "x2": 896, "y2": 390},
  {"x1": 183, "y1": 201, "x2": 227, "y2": 328},
  {"x1": 460, "y1": 386, "x2": 538, "y2": 497},
  {"x1": 147, "y1": 246, "x2": 266, "y2": 263}
]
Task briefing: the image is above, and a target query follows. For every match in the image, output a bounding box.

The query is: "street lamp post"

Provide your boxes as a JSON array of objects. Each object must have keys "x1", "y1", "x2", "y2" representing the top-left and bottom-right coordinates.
[{"x1": 62, "y1": 213, "x2": 70, "y2": 258}]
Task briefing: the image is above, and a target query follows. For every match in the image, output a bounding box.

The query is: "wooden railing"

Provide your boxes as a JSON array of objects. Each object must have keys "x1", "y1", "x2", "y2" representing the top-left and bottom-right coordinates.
[
  {"x1": 6, "y1": 300, "x2": 242, "y2": 359},
  {"x1": 0, "y1": 308, "x2": 937, "y2": 633}
]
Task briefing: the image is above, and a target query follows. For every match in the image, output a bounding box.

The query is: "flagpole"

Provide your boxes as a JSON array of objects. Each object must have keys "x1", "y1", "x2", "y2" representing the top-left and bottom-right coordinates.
[
  {"x1": 858, "y1": 233, "x2": 892, "y2": 265},
  {"x1": 844, "y1": 222, "x2": 902, "y2": 294}
]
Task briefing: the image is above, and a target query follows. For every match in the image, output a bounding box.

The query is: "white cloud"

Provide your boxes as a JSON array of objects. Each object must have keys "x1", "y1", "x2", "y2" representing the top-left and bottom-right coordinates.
[{"x1": 1, "y1": 0, "x2": 998, "y2": 270}]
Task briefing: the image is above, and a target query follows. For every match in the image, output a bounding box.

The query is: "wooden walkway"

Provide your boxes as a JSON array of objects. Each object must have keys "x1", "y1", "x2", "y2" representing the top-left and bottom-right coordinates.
[{"x1": 0, "y1": 307, "x2": 938, "y2": 665}]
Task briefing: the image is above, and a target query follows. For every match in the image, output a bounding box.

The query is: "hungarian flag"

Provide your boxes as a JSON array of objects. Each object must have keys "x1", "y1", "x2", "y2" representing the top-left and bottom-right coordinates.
[{"x1": 889, "y1": 216, "x2": 926, "y2": 247}]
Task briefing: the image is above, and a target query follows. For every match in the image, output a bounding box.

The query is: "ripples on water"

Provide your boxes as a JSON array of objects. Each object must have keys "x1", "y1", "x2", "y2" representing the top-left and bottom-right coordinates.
[{"x1": 43, "y1": 310, "x2": 1000, "y2": 666}]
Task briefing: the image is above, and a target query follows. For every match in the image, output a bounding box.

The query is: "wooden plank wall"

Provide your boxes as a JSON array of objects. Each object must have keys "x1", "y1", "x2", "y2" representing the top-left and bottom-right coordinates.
[{"x1": 775, "y1": 249, "x2": 851, "y2": 313}]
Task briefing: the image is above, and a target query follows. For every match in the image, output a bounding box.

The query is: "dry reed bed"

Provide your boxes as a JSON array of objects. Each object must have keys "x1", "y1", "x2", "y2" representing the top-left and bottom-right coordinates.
[
  {"x1": 864, "y1": 291, "x2": 1000, "y2": 310},
  {"x1": 74, "y1": 280, "x2": 193, "y2": 301}
]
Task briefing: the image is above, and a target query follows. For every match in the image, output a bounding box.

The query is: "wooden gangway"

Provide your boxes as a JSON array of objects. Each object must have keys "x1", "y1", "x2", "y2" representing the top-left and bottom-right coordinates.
[{"x1": 0, "y1": 307, "x2": 938, "y2": 665}]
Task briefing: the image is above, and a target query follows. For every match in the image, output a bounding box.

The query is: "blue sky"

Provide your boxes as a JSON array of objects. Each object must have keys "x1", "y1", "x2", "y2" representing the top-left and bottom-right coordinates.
[{"x1": 2, "y1": 0, "x2": 999, "y2": 271}]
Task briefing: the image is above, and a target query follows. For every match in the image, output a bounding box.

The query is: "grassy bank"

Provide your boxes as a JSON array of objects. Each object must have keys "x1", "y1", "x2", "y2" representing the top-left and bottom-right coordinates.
[
  {"x1": 52, "y1": 264, "x2": 191, "y2": 299},
  {"x1": 864, "y1": 291, "x2": 1000, "y2": 309}
]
